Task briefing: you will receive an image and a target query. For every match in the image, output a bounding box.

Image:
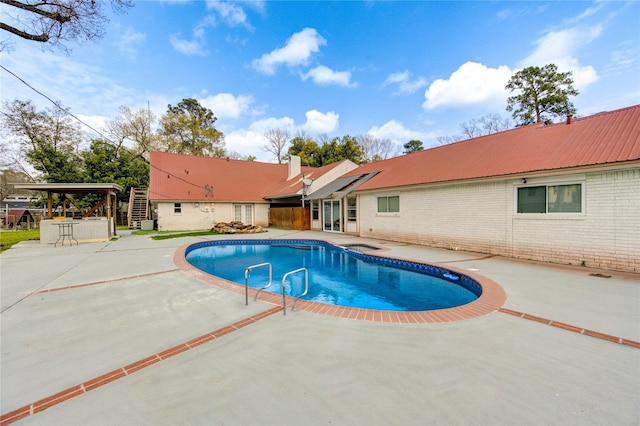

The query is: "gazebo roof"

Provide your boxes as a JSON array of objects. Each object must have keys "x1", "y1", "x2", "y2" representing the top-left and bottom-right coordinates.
[{"x1": 12, "y1": 183, "x2": 122, "y2": 193}]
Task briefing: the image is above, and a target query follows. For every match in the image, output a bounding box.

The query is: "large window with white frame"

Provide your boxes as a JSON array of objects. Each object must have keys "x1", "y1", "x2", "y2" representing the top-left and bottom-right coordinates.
[
  {"x1": 517, "y1": 183, "x2": 583, "y2": 213},
  {"x1": 377, "y1": 195, "x2": 399, "y2": 213}
]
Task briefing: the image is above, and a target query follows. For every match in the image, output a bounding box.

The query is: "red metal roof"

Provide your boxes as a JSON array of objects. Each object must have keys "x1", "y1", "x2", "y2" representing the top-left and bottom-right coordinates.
[
  {"x1": 344, "y1": 105, "x2": 640, "y2": 191},
  {"x1": 265, "y1": 160, "x2": 352, "y2": 199},
  {"x1": 149, "y1": 152, "x2": 343, "y2": 202},
  {"x1": 150, "y1": 152, "x2": 286, "y2": 201}
]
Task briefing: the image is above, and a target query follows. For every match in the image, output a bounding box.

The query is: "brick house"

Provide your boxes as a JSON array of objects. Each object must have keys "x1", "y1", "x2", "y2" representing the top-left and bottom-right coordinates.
[
  {"x1": 150, "y1": 105, "x2": 639, "y2": 272},
  {"x1": 315, "y1": 105, "x2": 638, "y2": 272}
]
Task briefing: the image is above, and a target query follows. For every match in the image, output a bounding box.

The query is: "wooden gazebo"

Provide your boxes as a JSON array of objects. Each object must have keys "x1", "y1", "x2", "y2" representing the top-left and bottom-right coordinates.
[{"x1": 12, "y1": 183, "x2": 122, "y2": 244}]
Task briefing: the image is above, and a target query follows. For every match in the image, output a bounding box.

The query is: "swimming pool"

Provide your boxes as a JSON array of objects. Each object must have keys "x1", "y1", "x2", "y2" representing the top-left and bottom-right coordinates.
[{"x1": 185, "y1": 239, "x2": 482, "y2": 312}]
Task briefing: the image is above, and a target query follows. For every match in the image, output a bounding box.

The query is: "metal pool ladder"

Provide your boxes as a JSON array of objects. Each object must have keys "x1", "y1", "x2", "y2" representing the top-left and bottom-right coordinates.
[
  {"x1": 281, "y1": 267, "x2": 309, "y2": 316},
  {"x1": 244, "y1": 262, "x2": 272, "y2": 306}
]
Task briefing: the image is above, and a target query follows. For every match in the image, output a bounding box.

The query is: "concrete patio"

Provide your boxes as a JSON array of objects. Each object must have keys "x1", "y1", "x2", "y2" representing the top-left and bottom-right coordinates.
[{"x1": 1, "y1": 229, "x2": 638, "y2": 425}]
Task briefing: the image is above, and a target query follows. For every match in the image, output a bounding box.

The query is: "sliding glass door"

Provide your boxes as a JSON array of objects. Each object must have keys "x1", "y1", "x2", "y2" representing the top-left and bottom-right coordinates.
[{"x1": 323, "y1": 200, "x2": 341, "y2": 232}]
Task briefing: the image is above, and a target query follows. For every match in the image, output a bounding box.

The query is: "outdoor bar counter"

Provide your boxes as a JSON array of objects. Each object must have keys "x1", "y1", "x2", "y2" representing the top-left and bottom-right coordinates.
[{"x1": 39, "y1": 217, "x2": 116, "y2": 244}]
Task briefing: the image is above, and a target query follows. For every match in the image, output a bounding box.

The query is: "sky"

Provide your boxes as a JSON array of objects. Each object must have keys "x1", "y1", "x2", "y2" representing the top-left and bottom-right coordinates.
[{"x1": 1, "y1": 0, "x2": 639, "y2": 163}]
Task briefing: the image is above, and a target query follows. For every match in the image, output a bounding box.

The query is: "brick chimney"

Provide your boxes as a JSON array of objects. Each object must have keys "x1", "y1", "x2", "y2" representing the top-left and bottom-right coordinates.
[
  {"x1": 288, "y1": 155, "x2": 301, "y2": 180},
  {"x1": 566, "y1": 114, "x2": 573, "y2": 125}
]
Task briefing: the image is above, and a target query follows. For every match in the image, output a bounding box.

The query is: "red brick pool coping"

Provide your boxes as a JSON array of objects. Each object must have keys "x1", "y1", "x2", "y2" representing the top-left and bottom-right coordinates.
[{"x1": 173, "y1": 240, "x2": 508, "y2": 323}]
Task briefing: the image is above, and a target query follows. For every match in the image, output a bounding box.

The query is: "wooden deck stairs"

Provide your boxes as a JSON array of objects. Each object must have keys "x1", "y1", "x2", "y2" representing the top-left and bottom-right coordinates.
[{"x1": 128, "y1": 188, "x2": 149, "y2": 229}]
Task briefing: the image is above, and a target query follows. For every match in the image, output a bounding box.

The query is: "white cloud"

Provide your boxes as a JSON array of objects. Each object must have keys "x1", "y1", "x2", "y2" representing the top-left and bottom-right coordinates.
[
  {"x1": 223, "y1": 129, "x2": 272, "y2": 162},
  {"x1": 252, "y1": 28, "x2": 326, "y2": 75},
  {"x1": 301, "y1": 110, "x2": 339, "y2": 133},
  {"x1": 496, "y1": 9, "x2": 512, "y2": 21},
  {"x1": 422, "y1": 61, "x2": 513, "y2": 110},
  {"x1": 302, "y1": 66, "x2": 356, "y2": 87},
  {"x1": 114, "y1": 28, "x2": 146, "y2": 60},
  {"x1": 199, "y1": 93, "x2": 256, "y2": 120},
  {"x1": 383, "y1": 70, "x2": 427, "y2": 94},
  {"x1": 367, "y1": 120, "x2": 433, "y2": 142},
  {"x1": 205, "y1": 0, "x2": 253, "y2": 29},
  {"x1": 170, "y1": 28, "x2": 209, "y2": 56},
  {"x1": 1, "y1": 46, "x2": 136, "y2": 123},
  {"x1": 248, "y1": 116, "x2": 296, "y2": 134},
  {"x1": 518, "y1": 26, "x2": 601, "y2": 89}
]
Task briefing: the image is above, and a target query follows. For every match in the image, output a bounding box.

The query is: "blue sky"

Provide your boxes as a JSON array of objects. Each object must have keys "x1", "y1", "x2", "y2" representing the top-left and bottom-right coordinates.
[{"x1": 1, "y1": 0, "x2": 638, "y2": 162}]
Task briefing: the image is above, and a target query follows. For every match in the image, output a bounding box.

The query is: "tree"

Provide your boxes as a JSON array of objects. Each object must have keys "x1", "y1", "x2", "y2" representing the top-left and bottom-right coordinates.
[
  {"x1": 437, "y1": 113, "x2": 511, "y2": 146},
  {"x1": 459, "y1": 113, "x2": 510, "y2": 139},
  {"x1": 0, "y1": 0, "x2": 133, "y2": 51},
  {"x1": 263, "y1": 127, "x2": 290, "y2": 164},
  {"x1": 505, "y1": 64, "x2": 578, "y2": 125},
  {"x1": 157, "y1": 98, "x2": 225, "y2": 157},
  {"x1": 357, "y1": 134, "x2": 399, "y2": 163},
  {"x1": 403, "y1": 139, "x2": 423, "y2": 154},
  {"x1": 106, "y1": 105, "x2": 156, "y2": 160},
  {"x1": 318, "y1": 135, "x2": 365, "y2": 166},
  {"x1": 0, "y1": 168, "x2": 31, "y2": 200},
  {"x1": 1, "y1": 99, "x2": 84, "y2": 182},
  {"x1": 288, "y1": 135, "x2": 320, "y2": 166},
  {"x1": 82, "y1": 139, "x2": 149, "y2": 207}
]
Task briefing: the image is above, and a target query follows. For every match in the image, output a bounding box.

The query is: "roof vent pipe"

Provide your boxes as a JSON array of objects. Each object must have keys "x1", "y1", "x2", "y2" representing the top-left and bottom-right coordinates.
[{"x1": 566, "y1": 114, "x2": 573, "y2": 125}]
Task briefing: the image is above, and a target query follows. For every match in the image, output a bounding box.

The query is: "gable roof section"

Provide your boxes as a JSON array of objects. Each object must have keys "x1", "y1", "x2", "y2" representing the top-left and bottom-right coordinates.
[
  {"x1": 150, "y1": 152, "x2": 291, "y2": 202},
  {"x1": 264, "y1": 160, "x2": 353, "y2": 199},
  {"x1": 344, "y1": 105, "x2": 640, "y2": 191},
  {"x1": 149, "y1": 152, "x2": 351, "y2": 202}
]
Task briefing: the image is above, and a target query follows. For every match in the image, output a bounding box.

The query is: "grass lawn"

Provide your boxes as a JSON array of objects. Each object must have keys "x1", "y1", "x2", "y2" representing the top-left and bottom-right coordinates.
[{"x1": 0, "y1": 229, "x2": 40, "y2": 252}]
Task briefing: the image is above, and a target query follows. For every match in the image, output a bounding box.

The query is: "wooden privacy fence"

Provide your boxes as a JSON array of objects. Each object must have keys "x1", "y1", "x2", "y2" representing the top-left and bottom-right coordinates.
[{"x1": 270, "y1": 207, "x2": 310, "y2": 230}]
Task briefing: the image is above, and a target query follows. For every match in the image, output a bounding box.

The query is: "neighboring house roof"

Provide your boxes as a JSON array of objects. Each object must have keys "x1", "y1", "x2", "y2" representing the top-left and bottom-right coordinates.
[
  {"x1": 4, "y1": 209, "x2": 33, "y2": 225},
  {"x1": 149, "y1": 152, "x2": 346, "y2": 202},
  {"x1": 343, "y1": 105, "x2": 640, "y2": 191}
]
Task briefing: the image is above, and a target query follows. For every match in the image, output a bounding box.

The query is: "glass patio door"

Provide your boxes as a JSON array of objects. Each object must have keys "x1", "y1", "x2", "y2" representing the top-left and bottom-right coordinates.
[{"x1": 323, "y1": 200, "x2": 341, "y2": 232}]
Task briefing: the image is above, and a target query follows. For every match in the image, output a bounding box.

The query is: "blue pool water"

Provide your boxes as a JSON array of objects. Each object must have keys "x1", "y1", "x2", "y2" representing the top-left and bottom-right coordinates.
[{"x1": 185, "y1": 240, "x2": 481, "y2": 312}]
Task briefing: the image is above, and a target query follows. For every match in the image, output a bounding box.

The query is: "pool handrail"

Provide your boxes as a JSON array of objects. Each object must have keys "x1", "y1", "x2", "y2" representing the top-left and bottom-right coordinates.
[
  {"x1": 281, "y1": 267, "x2": 309, "y2": 315},
  {"x1": 244, "y1": 262, "x2": 272, "y2": 305}
]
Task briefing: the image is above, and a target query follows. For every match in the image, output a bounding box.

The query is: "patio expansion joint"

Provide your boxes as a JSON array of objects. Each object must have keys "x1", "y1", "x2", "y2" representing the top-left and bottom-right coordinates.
[
  {"x1": 31, "y1": 269, "x2": 180, "y2": 294},
  {"x1": 498, "y1": 308, "x2": 640, "y2": 348},
  {"x1": 0, "y1": 305, "x2": 282, "y2": 426}
]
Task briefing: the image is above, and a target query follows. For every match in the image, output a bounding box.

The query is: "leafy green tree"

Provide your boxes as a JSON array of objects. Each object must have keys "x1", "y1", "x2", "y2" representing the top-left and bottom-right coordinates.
[
  {"x1": 505, "y1": 64, "x2": 578, "y2": 125},
  {"x1": 82, "y1": 140, "x2": 149, "y2": 204},
  {"x1": 1, "y1": 99, "x2": 84, "y2": 182},
  {"x1": 403, "y1": 139, "x2": 423, "y2": 154},
  {"x1": 158, "y1": 98, "x2": 225, "y2": 157},
  {"x1": 318, "y1": 135, "x2": 365, "y2": 166},
  {"x1": 288, "y1": 136, "x2": 321, "y2": 166}
]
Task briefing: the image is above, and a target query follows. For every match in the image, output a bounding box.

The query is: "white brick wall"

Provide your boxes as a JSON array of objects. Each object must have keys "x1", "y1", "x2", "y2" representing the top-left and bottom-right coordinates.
[
  {"x1": 157, "y1": 202, "x2": 269, "y2": 231},
  {"x1": 357, "y1": 167, "x2": 639, "y2": 273}
]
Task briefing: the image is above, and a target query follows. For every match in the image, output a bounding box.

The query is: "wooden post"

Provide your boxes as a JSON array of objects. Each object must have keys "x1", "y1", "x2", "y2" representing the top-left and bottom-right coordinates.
[{"x1": 47, "y1": 192, "x2": 53, "y2": 219}]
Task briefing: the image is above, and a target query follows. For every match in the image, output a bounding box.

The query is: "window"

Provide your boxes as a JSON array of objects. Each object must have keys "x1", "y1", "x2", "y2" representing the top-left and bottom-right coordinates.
[
  {"x1": 517, "y1": 183, "x2": 582, "y2": 213},
  {"x1": 346, "y1": 197, "x2": 357, "y2": 222},
  {"x1": 377, "y1": 195, "x2": 399, "y2": 213},
  {"x1": 174, "y1": 203, "x2": 182, "y2": 213},
  {"x1": 312, "y1": 201, "x2": 319, "y2": 220}
]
